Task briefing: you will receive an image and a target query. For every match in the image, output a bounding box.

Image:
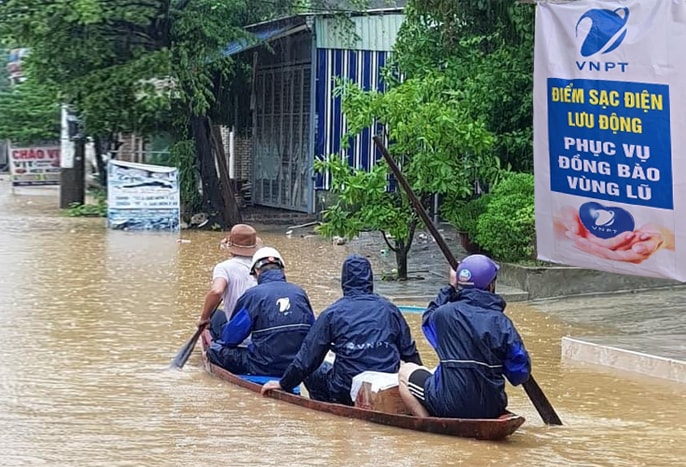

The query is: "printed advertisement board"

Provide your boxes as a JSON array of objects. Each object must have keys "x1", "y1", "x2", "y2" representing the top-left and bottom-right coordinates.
[
  {"x1": 107, "y1": 160, "x2": 180, "y2": 232},
  {"x1": 534, "y1": 1, "x2": 684, "y2": 280},
  {"x1": 9, "y1": 145, "x2": 61, "y2": 186}
]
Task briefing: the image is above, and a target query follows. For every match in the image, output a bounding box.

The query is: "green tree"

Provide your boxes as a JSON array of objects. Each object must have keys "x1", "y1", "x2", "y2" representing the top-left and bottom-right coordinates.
[
  {"x1": 476, "y1": 172, "x2": 535, "y2": 262},
  {"x1": 0, "y1": 49, "x2": 60, "y2": 147},
  {"x1": 0, "y1": 76, "x2": 60, "y2": 144},
  {"x1": 0, "y1": 0, "x2": 374, "y2": 222},
  {"x1": 394, "y1": 0, "x2": 536, "y2": 172},
  {"x1": 316, "y1": 75, "x2": 500, "y2": 280},
  {"x1": 316, "y1": 1, "x2": 533, "y2": 278},
  {"x1": 0, "y1": 50, "x2": 8, "y2": 92},
  {"x1": 0, "y1": 0, "x2": 275, "y2": 224}
]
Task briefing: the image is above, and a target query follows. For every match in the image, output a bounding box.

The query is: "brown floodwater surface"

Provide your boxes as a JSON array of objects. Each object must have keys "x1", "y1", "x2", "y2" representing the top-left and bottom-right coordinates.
[{"x1": 0, "y1": 182, "x2": 684, "y2": 466}]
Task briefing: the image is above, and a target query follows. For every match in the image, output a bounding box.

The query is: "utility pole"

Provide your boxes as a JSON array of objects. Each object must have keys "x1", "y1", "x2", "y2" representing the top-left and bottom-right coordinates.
[
  {"x1": 59, "y1": 105, "x2": 86, "y2": 208},
  {"x1": 59, "y1": 135, "x2": 86, "y2": 208}
]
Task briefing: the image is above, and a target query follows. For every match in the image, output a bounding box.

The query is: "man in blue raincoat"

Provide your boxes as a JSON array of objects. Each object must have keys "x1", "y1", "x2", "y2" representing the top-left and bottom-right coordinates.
[
  {"x1": 261, "y1": 254, "x2": 422, "y2": 405},
  {"x1": 207, "y1": 247, "x2": 315, "y2": 377},
  {"x1": 398, "y1": 254, "x2": 531, "y2": 419}
]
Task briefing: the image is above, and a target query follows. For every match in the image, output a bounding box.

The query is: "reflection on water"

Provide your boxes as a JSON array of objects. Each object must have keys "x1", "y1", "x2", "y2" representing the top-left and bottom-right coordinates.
[{"x1": 0, "y1": 183, "x2": 684, "y2": 466}]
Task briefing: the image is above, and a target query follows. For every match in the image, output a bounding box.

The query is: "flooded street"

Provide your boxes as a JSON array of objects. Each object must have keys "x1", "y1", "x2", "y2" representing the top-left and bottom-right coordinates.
[{"x1": 1, "y1": 182, "x2": 684, "y2": 466}]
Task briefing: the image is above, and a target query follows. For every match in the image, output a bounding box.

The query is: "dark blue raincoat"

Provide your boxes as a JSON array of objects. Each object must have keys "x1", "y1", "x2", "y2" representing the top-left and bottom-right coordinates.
[
  {"x1": 218, "y1": 269, "x2": 315, "y2": 376},
  {"x1": 279, "y1": 255, "x2": 422, "y2": 404},
  {"x1": 421, "y1": 286, "x2": 531, "y2": 418}
]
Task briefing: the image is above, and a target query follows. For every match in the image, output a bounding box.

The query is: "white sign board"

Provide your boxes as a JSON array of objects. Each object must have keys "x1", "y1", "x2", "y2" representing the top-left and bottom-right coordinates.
[
  {"x1": 534, "y1": 0, "x2": 684, "y2": 280},
  {"x1": 107, "y1": 160, "x2": 180, "y2": 231},
  {"x1": 9, "y1": 145, "x2": 61, "y2": 186}
]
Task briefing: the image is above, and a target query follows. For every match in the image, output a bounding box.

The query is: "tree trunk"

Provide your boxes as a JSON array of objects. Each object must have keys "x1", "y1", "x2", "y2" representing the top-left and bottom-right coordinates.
[
  {"x1": 93, "y1": 135, "x2": 107, "y2": 189},
  {"x1": 382, "y1": 220, "x2": 417, "y2": 281},
  {"x1": 190, "y1": 114, "x2": 225, "y2": 226},
  {"x1": 210, "y1": 125, "x2": 242, "y2": 227},
  {"x1": 394, "y1": 241, "x2": 409, "y2": 281}
]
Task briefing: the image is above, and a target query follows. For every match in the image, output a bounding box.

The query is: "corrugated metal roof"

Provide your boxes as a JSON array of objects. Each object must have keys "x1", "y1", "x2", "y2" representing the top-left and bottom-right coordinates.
[
  {"x1": 223, "y1": 21, "x2": 310, "y2": 57},
  {"x1": 315, "y1": 13, "x2": 404, "y2": 51},
  {"x1": 223, "y1": 25, "x2": 290, "y2": 56}
]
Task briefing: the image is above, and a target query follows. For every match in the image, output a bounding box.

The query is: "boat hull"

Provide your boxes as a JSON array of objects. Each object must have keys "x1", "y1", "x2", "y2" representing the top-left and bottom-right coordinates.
[{"x1": 200, "y1": 331, "x2": 525, "y2": 440}]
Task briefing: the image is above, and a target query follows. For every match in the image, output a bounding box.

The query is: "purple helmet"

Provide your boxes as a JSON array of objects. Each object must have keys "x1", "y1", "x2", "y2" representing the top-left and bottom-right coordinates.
[{"x1": 456, "y1": 254, "x2": 499, "y2": 290}]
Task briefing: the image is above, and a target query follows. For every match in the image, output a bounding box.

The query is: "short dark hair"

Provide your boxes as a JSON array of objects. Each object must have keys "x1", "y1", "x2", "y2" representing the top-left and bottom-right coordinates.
[{"x1": 257, "y1": 262, "x2": 282, "y2": 273}]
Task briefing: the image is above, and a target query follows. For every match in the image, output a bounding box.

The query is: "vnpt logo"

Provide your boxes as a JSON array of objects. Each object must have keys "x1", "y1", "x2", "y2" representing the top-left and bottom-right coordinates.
[
  {"x1": 575, "y1": 7, "x2": 630, "y2": 72},
  {"x1": 576, "y1": 7, "x2": 629, "y2": 56},
  {"x1": 579, "y1": 202, "x2": 635, "y2": 239}
]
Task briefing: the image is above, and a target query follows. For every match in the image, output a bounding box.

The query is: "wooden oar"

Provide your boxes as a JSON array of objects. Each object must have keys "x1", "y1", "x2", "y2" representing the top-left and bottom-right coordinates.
[
  {"x1": 372, "y1": 135, "x2": 563, "y2": 426},
  {"x1": 169, "y1": 326, "x2": 205, "y2": 369},
  {"x1": 170, "y1": 302, "x2": 223, "y2": 369}
]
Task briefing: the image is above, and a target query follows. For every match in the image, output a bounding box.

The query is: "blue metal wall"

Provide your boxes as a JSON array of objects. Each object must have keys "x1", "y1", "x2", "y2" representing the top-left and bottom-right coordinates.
[{"x1": 314, "y1": 48, "x2": 390, "y2": 190}]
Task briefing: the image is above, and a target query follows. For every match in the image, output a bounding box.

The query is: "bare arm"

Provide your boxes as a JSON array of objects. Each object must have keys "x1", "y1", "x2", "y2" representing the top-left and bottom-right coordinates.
[{"x1": 197, "y1": 278, "x2": 227, "y2": 327}]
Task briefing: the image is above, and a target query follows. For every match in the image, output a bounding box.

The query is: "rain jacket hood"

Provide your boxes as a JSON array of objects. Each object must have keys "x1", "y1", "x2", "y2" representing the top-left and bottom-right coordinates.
[{"x1": 341, "y1": 254, "x2": 373, "y2": 296}]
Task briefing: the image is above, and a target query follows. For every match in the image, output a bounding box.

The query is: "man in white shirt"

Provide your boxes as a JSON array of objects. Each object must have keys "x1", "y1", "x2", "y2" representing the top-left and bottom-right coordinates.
[{"x1": 197, "y1": 224, "x2": 262, "y2": 338}]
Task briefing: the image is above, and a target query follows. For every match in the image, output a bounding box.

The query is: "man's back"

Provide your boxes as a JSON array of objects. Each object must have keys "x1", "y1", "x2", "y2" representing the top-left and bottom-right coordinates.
[
  {"x1": 324, "y1": 292, "x2": 420, "y2": 402},
  {"x1": 422, "y1": 287, "x2": 530, "y2": 418},
  {"x1": 213, "y1": 256, "x2": 255, "y2": 319},
  {"x1": 282, "y1": 255, "x2": 421, "y2": 403},
  {"x1": 227, "y1": 269, "x2": 314, "y2": 376},
  {"x1": 271, "y1": 255, "x2": 421, "y2": 404}
]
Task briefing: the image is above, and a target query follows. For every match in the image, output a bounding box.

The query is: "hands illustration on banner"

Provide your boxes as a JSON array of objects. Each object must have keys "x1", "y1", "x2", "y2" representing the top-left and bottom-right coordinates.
[{"x1": 554, "y1": 206, "x2": 675, "y2": 264}]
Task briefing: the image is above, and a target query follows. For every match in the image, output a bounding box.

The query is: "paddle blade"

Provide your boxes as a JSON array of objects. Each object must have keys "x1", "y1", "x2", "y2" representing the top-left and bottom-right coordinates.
[
  {"x1": 169, "y1": 327, "x2": 203, "y2": 369},
  {"x1": 523, "y1": 376, "x2": 563, "y2": 425}
]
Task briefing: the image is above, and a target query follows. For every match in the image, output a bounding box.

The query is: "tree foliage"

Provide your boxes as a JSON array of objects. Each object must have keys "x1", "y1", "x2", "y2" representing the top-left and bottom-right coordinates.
[
  {"x1": 0, "y1": 50, "x2": 8, "y2": 92},
  {"x1": 0, "y1": 0, "x2": 262, "y2": 136},
  {"x1": 394, "y1": 0, "x2": 536, "y2": 173},
  {"x1": 315, "y1": 154, "x2": 415, "y2": 242},
  {"x1": 316, "y1": 71, "x2": 501, "y2": 279},
  {"x1": 0, "y1": 0, "x2": 375, "y2": 222},
  {"x1": 0, "y1": 74, "x2": 60, "y2": 144},
  {"x1": 0, "y1": 0, "x2": 272, "y2": 223},
  {"x1": 475, "y1": 172, "x2": 536, "y2": 262},
  {"x1": 316, "y1": 0, "x2": 537, "y2": 276},
  {"x1": 0, "y1": 0, "x2": 375, "y2": 137},
  {"x1": 315, "y1": 154, "x2": 420, "y2": 280}
]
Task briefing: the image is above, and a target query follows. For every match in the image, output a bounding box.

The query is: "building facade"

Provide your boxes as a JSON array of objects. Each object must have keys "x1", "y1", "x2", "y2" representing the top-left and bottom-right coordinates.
[{"x1": 227, "y1": 9, "x2": 404, "y2": 213}]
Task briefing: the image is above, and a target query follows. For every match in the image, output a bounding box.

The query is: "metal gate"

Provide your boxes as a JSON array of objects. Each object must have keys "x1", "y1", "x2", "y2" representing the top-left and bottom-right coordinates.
[{"x1": 252, "y1": 63, "x2": 311, "y2": 212}]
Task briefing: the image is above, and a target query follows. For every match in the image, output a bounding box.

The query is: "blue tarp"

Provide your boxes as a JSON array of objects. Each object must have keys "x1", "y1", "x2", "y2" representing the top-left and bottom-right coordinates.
[{"x1": 239, "y1": 375, "x2": 301, "y2": 395}]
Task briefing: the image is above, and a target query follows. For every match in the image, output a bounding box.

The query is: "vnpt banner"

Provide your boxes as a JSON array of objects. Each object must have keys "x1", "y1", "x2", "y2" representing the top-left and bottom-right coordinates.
[
  {"x1": 533, "y1": 1, "x2": 684, "y2": 280},
  {"x1": 9, "y1": 145, "x2": 61, "y2": 186},
  {"x1": 107, "y1": 160, "x2": 180, "y2": 232}
]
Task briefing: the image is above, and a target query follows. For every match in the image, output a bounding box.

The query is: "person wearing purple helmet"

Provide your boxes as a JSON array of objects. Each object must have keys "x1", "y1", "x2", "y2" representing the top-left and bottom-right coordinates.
[{"x1": 398, "y1": 254, "x2": 531, "y2": 419}]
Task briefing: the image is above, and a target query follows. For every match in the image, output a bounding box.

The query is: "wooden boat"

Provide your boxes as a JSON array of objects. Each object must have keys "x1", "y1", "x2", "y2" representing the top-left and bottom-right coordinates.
[{"x1": 200, "y1": 331, "x2": 525, "y2": 440}]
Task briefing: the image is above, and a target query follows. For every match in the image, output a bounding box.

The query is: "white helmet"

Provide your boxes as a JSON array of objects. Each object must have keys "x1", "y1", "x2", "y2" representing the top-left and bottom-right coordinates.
[{"x1": 250, "y1": 247, "x2": 285, "y2": 275}]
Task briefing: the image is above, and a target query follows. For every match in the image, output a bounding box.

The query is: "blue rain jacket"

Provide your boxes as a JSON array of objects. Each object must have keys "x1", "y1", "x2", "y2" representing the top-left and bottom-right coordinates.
[
  {"x1": 421, "y1": 286, "x2": 531, "y2": 419},
  {"x1": 279, "y1": 255, "x2": 422, "y2": 403},
  {"x1": 220, "y1": 269, "x2": 315, "y2": 376}
]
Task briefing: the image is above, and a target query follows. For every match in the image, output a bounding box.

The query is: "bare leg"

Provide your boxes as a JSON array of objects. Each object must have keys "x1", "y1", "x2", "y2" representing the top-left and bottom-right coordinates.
[{"x1": 398, "y1": 363, "x2": 431, "y2": 418}]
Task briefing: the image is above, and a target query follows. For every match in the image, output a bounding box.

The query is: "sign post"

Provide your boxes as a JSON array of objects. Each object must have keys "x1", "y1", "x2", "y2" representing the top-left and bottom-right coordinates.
[{"x1": 59, "y1": 136, "x2": 85, "y2": 209}]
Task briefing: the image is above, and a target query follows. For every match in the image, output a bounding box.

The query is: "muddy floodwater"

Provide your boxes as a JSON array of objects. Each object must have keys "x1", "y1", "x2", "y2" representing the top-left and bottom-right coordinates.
[{"x1": 1, "y1": 183, "x2": 684, "y2": 466}]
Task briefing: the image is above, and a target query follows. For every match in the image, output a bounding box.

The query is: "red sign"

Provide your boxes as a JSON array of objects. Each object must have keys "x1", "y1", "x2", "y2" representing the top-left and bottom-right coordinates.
[{"x1": 11, "y1": 148, "x2": 60, "y2": 160}]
